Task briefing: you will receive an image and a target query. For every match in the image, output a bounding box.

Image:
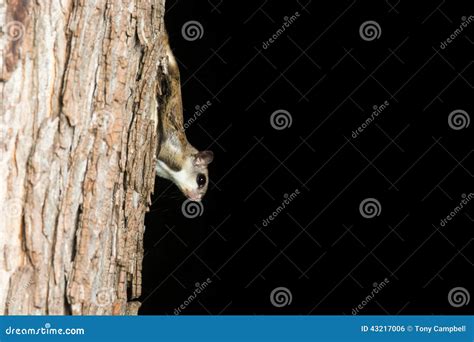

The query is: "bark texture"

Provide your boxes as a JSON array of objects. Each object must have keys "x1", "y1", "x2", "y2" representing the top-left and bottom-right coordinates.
[{"x1": 0, "y1": 0, "x2": 168, "y2": 315}]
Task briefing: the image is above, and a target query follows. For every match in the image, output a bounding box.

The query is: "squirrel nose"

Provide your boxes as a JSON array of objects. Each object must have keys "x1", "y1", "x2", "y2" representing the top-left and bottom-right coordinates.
[
  {"x1": 190, "y1": 194, "x2": 202, "y2": 202},
  {"x1": 184, "y1": 190, "x2": 202, "y2": 202}
]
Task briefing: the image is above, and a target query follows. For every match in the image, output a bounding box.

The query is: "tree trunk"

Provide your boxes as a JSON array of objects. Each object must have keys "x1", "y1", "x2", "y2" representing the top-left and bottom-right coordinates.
[{"x1": 0, "y1": 0, "x2": 167, "y2": 315}]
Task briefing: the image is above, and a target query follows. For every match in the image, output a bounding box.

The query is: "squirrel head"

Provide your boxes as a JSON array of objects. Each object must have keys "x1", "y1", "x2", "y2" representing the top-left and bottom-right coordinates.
[{"x1": 156, "y1": 150, "x2": 214, "y2": 202}]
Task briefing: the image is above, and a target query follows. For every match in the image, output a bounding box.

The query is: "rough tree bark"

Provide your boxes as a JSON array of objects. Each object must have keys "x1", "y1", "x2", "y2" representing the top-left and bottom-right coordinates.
[{"x1": 0, "y1": 0, "x2": 168, "y2": 314}]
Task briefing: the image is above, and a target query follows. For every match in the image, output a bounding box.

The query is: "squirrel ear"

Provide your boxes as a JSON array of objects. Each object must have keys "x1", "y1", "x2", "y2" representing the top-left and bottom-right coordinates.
[{"x1": 194, "y1": 150, "x2": 214, "y2": 166}]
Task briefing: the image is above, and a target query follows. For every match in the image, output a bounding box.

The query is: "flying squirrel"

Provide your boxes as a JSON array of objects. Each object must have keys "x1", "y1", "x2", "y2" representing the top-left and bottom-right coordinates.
[{"x1": 155, "y1": 32, "x2": 214, "y2": 202}]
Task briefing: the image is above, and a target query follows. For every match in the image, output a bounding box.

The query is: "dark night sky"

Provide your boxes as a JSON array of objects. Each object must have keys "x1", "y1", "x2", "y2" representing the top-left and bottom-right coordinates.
[{"x1": 140, "y1": 0, "x2": 473, "y2": 315}]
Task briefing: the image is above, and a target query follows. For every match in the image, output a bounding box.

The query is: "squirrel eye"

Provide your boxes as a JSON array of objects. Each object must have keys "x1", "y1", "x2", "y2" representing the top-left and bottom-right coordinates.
[{"x1": 196, "y1": 174, "x2": 206, "y2": 188}]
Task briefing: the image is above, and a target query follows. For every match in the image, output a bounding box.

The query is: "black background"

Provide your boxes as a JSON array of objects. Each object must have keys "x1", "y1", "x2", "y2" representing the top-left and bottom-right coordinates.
[{"x1": 140, "y1": 0, "x2": 473, "y2": 315}]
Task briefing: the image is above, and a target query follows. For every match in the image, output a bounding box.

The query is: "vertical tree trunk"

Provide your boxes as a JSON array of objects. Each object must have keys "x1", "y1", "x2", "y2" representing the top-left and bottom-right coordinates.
[{"x1": 0, "y1": 0, "x2": 167, "y2": 315}]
